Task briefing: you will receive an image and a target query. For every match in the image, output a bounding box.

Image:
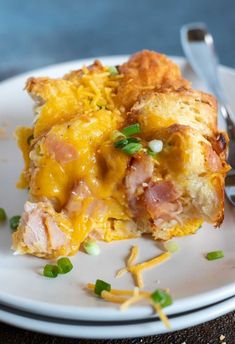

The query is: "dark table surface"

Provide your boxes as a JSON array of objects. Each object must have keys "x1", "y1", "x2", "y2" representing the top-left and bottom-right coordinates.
[{"x1": 1, "y1": 0, "x2": 235, "y2": 343}]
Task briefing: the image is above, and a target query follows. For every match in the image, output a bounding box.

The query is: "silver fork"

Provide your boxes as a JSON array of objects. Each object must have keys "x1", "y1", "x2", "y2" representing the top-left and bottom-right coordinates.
[{"x1": 181, "y1": 22, "x2": 235, "y2": 206}]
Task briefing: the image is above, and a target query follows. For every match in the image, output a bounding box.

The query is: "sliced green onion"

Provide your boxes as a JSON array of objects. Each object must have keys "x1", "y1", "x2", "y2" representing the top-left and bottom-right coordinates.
[
  {"x1": 27, "y1": 134, "x2": 34, "y2": 145},
  {"x1": 122, "y1": 142, "x2": 143, "y2": 155},
  {"x1": 108, "y1": 66, "x2": 119, "y2": 75},
  {"x1": 43, "y1": 264, "x2": 59, "y2": 278},
  {"x1": 0, "y1": 208, "x2": 7, "y2": 222},
  {"x1": 121, "y1": 123, "x2": 141, "y2": 136},
  {"x1": 126, "y1": 137, "x2": 141, "y2": 143},
  {"x1": 151, "y1": 289, "x2": 173, "y2": 308},
  {"x1": 111, "y1": 130, "x2": 126, "y2": 141},
  {"x1": 146, "y1": 148, "x2": 157, "y2": 157},
  {"x1": 114, "y1": 138, "x2": 129, "y2": 148},
  {"x1": 84, "y1": 240, "x2": 100, "y2": 256},
  {"x1": 206, "y1": 250, "x2": 224, "y2": 261},
  {"x1": 57, "y1": 257, "x2": 73, "y2": 274},
  {"x1": 9, "y1": 215, "x2": 21, "y2": 230},
  {"x1": 94, "y1": 279, "x2": 111, "y2": 296},
  {"x1": 164, "y1": 241, "x2": 179, "y2": 253},
  {"x1": 148, "y1": 139, "x2": 163, "y2": 153},
  {"x1": 114, "y1": 137, "x2": 141, "y2": 149}
]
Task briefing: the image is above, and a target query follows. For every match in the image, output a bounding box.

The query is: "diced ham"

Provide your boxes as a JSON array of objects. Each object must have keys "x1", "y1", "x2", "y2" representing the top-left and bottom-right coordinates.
[
  {"x1": 125, "y1": 154, "x2": 154, "y2": 217},
  {"x1": 126, "y1": 164, "x2": 183, "y2": 224},
  {"x1": 144, "y1": 181, "x2": 179, "y2": 204},
  {"x1": 65, "y1": 180, "x2": 107, "y2": 218},
  {"x1": 21, "y1": 201, "x2": 69, "y2": 253},
  {"x1": 125, "y1": 154, "x2": 183, "y2": 225},
  {"x1": 44, "y1": 134, "x2": 78, "y2": 163},
  {"x1": 22, "y1": 203, "x2": 48, "y2": 252},
  {"x1": 143, "y1": 181, "x2": 182, "y2": 222},
  {"x1": 46, "y1": 217, "x2": 68, "y2": 250},
  {"x1": 125, "y1": 154, "x2": 154, "y2": 199},
  {"x1": 65, "y1": 181, "x2": 91, "y2": 214}
]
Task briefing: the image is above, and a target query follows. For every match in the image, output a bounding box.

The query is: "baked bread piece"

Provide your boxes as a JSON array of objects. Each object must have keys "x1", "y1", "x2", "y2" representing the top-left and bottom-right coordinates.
[
  {"x1": 128, "y1": 88, "x2": 229, "y2": 236},
  {"x1": 116, "y1": 50, "x2": 190, "y2": 110},
  {"x1": 12, "y1": 50, "x2": 230, "y2": 258},
  {"x1": 130, "y1": 89, "x2": 217, "y2": 138},
  {"x1": 125, "y1": 124, "x2": 229, "y2": 240}
]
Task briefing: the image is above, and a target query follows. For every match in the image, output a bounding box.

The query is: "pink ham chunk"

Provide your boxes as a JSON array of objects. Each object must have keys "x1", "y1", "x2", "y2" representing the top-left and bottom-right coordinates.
[
  {"x1": 143, "y1": 181, "x2": 182, "y2": 222},
  {"x1": 44, "y1": 133, "x2": 78, "y2": 163},
  {"x1": 125, "y1": 154, "x2": 154, "y2": 213},
  {"x1": 14, "y1": 201, "x2": 69, "y2": 255},
  {"x1": 125, "y1": 154, "x2": 182, "y2": 224}
]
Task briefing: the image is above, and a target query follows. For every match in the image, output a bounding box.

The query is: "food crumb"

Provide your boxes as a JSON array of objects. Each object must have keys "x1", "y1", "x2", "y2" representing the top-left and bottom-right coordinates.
[
  {"x1": 220, "y1": 334, "x2": 225, "y2": 341},
  {"x1": 0, "y1": 127, "x2": 8, "y2": 139}
]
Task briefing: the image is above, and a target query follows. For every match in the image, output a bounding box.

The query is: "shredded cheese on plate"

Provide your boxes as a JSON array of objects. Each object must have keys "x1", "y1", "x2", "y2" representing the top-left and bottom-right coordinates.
[
  {"x1": 86, "y1": 245, "x2": 172, "y2": 329},
  {"x1": 116, "y1": 245, "x2": 171, "y2": 288}
]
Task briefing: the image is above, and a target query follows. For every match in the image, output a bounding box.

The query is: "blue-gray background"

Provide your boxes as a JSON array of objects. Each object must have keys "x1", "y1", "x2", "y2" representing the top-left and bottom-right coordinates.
[
  {"x1": 0, "y1": 0, "x2": 235, "y2": 80},
  {"x1": 1, "y1": 1, "x2": 235, "y2": 342}
]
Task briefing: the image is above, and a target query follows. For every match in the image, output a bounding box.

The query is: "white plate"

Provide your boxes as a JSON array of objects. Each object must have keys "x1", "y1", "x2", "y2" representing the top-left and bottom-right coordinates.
[
  {"x1": 0, "y1": 56, "x2": 235, "y2": 323},
  {"x1": 1, "y1": 296, "x2": 235, "y2": 339}
]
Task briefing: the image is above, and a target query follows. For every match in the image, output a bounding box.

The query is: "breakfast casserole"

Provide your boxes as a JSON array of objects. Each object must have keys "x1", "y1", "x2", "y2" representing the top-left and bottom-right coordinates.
[{"x1": 12, "y1": 50, "x2": 230, "y2": 258}]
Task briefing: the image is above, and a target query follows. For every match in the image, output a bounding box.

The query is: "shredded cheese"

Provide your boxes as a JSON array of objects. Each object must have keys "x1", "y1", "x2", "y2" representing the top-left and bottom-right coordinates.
[
  {"x1": 86, "y1": 247, "x2": 172, "y2": 328},
  {"x1": 86, "y1": 283, "x2": 151, "y2": 297},
  {"x1": 101, "y1": 291, "x2": 127, "y2": 304},
  {"x1": 86, "y1": 283, "x2": 171, "y2": 329},
  {"x1": 151, "y1": 302, "x2": 171, "y2": 329},
  {"x1": 129, "y1": 252, "x2": 171, "y2": 274},
  {"x1": 133, "y1": 270, "x2": 144, "y2": 288},
  {"x1": 70, "y1": 66, "x2": 123, "y2": 115},
  {"x1": 120, "y1": 294, "x2": 171, "y2": 329},
  {"x1": 116, "y1": 246, "x2": 171, "y2": 288},
  {"x1": 133, "y1": 287, "x2": 139, "y2": 296},
  {"x1": 116, "y1": 245, "x2": 138, "y2": 278},
  {"x1": 116, "y1": 267, "x2": 127, "y2": 278},
  {"x1": 120, "y1": 294, "x2": 147, "y2": 310},
  {"x1": 127, "y1": 245, "x2": 139, "y2": 267}
]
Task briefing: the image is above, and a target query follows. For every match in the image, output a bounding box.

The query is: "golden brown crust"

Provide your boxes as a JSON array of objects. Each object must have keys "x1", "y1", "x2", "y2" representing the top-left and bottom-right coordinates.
[
  {"x1": 26, "y1": 77, "x2": 74, "y2": 104},
  {"x1": 211, "y1": 175, "x2": 225, "y2": 226},
  {"x1": 130, "y1": 89, "x2": 218, "y2": 138},
  {"x1": 26, "y1": 60, "x2": 106, "y2": 103},
  {"x1": 202, "y1": 140, "x2": 230, "y2": 226},
  {"x1": 150, "y1": 123, "x2": 229, "y2": 227},
  {"x1": 115, "y1": 50, "x2": 190, "y2": 110},
  {"x1": 206, "y1": 131, "x2": 229, "y2": 160},
  {"x1": 64, "y1": 60, "x2": 105, "y2": 84}
]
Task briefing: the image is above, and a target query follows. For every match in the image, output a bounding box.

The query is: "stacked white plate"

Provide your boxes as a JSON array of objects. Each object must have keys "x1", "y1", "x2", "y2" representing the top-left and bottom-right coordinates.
[{"x1": 0, "y1": 56, "x2": 235, "y2": 339}]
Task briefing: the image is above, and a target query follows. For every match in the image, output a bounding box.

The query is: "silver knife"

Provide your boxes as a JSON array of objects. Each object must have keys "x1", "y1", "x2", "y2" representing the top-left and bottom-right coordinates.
[{"x1": 181, "y1": 22, "x2": 235, "y2": 206}]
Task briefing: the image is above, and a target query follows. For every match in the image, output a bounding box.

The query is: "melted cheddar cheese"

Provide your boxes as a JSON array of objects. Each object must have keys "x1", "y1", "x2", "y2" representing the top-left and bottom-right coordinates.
[
  {"x1": 14, "y1": 64, "x2": 141, "y2": 257},
  {"x1": 13, "y1": 51, "x2": 229, "y2": 258}
]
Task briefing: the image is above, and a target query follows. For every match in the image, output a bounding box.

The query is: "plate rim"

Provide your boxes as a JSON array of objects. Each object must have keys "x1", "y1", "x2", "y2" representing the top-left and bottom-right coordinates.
[
  {"x1": 1, "y1": 54, "x2": 235, "y2": 322},
  {"x1": 1, "y1": 294, "x2": 235, "y2": 338},
  {"x1": 1, "y1": 276, "x2": 235, "y2": 321}
]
